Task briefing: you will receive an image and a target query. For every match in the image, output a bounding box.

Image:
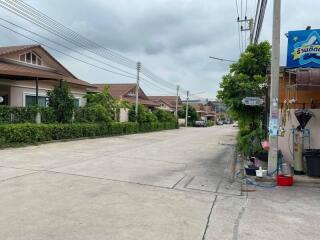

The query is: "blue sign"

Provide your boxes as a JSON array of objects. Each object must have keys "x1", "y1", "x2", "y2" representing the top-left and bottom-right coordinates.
[{"x1": 287, "y1": 29, "x2": 320, "y2": 68}]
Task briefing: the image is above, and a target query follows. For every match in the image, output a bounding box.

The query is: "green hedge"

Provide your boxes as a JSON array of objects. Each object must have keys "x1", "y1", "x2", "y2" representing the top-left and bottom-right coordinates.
[{"x1": 0, "y1": 121, "x2": 178, "y2": 146}]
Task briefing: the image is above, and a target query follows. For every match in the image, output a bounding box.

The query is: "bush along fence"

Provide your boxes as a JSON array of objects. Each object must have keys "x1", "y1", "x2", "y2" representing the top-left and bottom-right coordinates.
[
  {"x1": 0, "y1": 106, "x2": 57, "y2": 124},
  {"x1": 0, "y1": 121, "x2": 178, "y2": 146}
]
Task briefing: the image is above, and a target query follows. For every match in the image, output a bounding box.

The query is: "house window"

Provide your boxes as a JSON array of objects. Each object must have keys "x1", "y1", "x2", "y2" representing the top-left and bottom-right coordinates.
[
  {"x1": 0, "y1": 95, "x2": 8, "y2": 105},
  {"x1": 25, "y1": 95, "x2": 48, "y2": 107},
  {"x1": 73, "y1": 98, "x2": 80, "y2": 108},
  {"x1": 19, "y1": 52, "x2": 42, "y2": 66}
]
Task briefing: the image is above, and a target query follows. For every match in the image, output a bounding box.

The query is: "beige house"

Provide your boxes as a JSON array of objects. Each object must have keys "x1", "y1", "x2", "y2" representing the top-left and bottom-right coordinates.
[{"x1": 0, "y1": 44, "x2": 96, "y2": 107}]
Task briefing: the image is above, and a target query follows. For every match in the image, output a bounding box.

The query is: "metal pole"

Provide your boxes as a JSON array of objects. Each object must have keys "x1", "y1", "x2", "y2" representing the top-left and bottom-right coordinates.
[
  {"x1": 35, "y1": 77, "x2": 39, "y2": 106},
  {"x1": 135, "y1": 62, "x2": 141, "y2": 118},
  {"x1": 267, "y1": 0, "x2": 281, "y2": 174},
  {"x1": 185, "y1": 90, "x2": 189, "y2": 127},
  {"x1": 175, "y1": 85, "x2": 180, "y2": 118}
]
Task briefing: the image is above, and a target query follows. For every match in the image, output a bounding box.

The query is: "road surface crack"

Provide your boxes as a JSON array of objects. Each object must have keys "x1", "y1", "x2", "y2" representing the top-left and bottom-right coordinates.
[{"x1": 233, "y1": 197, "x2": 248, "y2": 240}]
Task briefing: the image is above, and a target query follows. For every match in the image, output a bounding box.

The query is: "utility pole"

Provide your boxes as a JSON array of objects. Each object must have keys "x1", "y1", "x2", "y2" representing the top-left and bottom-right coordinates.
[
  {"x1": 267, "y1": 0, "x2": 281, "y2": 174},
  {"x1": 249, "y1": 18, "x2": 254, "y2": 44},
  {"x1": 175, "y1": 85, "x2": 180, "y2": 118},
  {"x1": 135, "y1": 62, "x2": 141, "y2": 118},
  {"x1": 185, "y1": 90, "x2": 189, "y2": 127},
  {"x1": 238, "y1": 17, "x2": 254, "y2": 46}
]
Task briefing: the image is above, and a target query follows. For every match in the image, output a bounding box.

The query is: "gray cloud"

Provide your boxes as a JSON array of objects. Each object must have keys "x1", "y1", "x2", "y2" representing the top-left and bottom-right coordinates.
[{"x1": 0, "y1": 0, "x2": 319, "y2": 99}]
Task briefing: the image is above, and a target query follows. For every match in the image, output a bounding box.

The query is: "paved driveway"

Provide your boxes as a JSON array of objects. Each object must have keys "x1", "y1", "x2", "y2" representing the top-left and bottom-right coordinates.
[{"x1": 0, "y1": 126, "x2": 239, "y2": 240}]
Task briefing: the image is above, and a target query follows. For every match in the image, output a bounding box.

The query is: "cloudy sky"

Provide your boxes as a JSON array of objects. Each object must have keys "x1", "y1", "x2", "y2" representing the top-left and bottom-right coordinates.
[{"x1": 0, "y1": 0, "x2": 319, "y2": 100}]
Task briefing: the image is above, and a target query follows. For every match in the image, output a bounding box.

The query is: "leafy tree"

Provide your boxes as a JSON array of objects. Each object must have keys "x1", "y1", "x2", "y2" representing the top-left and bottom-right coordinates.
[
  {"x1": 85, "y1": 86, "x2": 116, "y2": 117},
  {"x1": 153, "y1": 109, "x2": 176, "y2": 123},
  {"x1": 178, "y1": 104, "x2": 198, "y2": 123},
  {"x1": 47, "y1": 81, "x2": 75, "y2": 123},
  {"x1": 129, "y1": 104, "x2": 158, "y2": 123},
  {"x1": 217, "y1": 41, "x2": 271, "y2": 130}
]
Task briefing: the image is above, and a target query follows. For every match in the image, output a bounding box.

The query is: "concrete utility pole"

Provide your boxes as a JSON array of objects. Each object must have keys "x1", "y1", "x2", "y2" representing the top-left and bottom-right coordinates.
[
  {"x1": 249, "y1": 18, "x2": 254, "y2": 44},
  {"x1": 135, "y1": 62, "x2": 141, "y2": 118},
  {"x1": 175, "y1": 85, "x2": 180, "y2": 118},
  {"x1": 185, "y1": 90, "x2": 189, "y2": 127},
  {"x1": 267, "y1": 0, "x2": 281, "y2": 174}
]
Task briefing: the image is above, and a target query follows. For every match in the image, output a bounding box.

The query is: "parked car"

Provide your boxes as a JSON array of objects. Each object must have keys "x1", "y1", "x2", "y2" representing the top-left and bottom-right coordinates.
[
  {"x1": 232, "y1": 121, "x2": 239, "y2": 127},
  {"x1": 216, "y1": 120, "x2": 224, "y2": 125},
  {"x1": 224, "y1": 119, "x2": 231, "y2": 124},
  {"x1": 195, "y1": 120, "x2": 207, "y2": 127}
]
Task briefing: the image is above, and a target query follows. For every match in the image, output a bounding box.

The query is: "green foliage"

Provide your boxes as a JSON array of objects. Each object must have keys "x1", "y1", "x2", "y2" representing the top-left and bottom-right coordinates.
[
  {"x1": 0, "y1": 106, "x2": 56, "y2": 124},
  {"x1": 217, "y1": 41, "x2": 271, "y2": 130},
  {"x1": 85, "y1": 86, "x2": 116, "y2": 117},
  {"x1": 0, "y1": 122, "x2": 178, "y2": 146},
  {"x1": 74, "y1": 105, "x2": 112, "y2": 123},
  {"x1": 207, "y1": 120, "x2": 215, "y2": 127},
  {"x1": 178, "y1": 105, "x2": 198, "y2": 123},
  {"x1": 128, "y1": 104, "x2": 158, "y2": 123},
  {"x1": 153, "y1": 109, "x2": 176, "y2": 123},
  {"x1": 47, "y1": 81, "x2": 75, "y2": 123},
  {"x1": 237, "y1": 128, "x2": 266, "y2": 158}
]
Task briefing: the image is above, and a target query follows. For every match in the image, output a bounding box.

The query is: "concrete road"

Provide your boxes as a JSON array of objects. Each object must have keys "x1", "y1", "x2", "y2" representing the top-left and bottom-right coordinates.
[
  {"x1": 1, "y1": 125, "x2": 319, "y2": 240},
  {"x1": 0, "y1": 125, "x2": 239, "y2": 240}
]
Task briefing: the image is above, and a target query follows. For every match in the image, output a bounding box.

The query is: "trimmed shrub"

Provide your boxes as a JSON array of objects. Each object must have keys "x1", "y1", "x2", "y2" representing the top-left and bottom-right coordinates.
[
  {"x1": 0, "y1": 122, "x2": 139, "y2": 144},
  {"x1": 0, "y1": 121, "x2": 178, "y2": 146}
]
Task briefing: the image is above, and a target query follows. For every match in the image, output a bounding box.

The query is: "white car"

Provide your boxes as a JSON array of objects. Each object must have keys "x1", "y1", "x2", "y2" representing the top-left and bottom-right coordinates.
[{"x1": 232, "y1": 121, "x2": 239, "y2": 127}]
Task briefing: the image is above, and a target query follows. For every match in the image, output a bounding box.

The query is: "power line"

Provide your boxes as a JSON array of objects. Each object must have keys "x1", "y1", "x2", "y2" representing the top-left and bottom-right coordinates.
[
  {"x1": 0, "y1": 23, "x2": 139, "y2": 80},
  {"x1": 0, "y1": 0, "x2": 193, "y2": 96},
  {"x1": 0, "y1": 20, "x2": 182, "y2": 97},
  {"x1": 0, "y1": 0, "x2": 136, "y2": 68},
  {"x1": 2, "y1": 0, "x2": 137, "y2": 68},
  {"x1": 235, "y1": 0, "x2": 243, "y2": 53},
  {"x1": 253, "y1": 0, "x2": 268, "y2": 44},
  {"x1": 244, "y1": 0, "x2": 248, "y2": 48},
  {"x1": 0, "y1": 18, "x2": 137, "y2": 78}
]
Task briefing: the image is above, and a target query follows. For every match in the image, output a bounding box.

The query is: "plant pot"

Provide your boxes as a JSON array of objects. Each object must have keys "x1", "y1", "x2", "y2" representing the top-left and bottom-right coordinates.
[{"x1": 245, "y1": 166, "x2": 258, "y2": 176}]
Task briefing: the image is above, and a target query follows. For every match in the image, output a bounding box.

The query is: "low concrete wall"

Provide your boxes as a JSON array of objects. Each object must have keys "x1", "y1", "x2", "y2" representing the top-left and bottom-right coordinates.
[{"x1": 119, "y1": 108, "x2": 129, "y2": 122}]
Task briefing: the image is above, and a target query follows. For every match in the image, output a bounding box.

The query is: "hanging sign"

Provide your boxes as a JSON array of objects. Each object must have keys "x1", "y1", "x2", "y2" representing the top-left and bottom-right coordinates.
[
  {"x1": 241, "y1": 97, "x2": 264, "y2": 106},
  {"x1": 287, "y1": 29, "x2": 320, "y2": 68}
]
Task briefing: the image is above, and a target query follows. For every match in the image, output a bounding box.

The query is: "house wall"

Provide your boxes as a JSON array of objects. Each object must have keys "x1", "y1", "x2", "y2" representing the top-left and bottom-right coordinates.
[
  {"x1": 278, "y1": 109, "x2": 320, "y2": 165},
  {"x1": 1, "y1": 80, "x2": 87, "y2": 107}
]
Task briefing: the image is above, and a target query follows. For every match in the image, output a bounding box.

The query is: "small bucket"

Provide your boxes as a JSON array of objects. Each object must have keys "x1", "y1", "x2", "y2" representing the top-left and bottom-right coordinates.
[{"x1": 277, "y1": 175, "x2": 293, "y2": 186}]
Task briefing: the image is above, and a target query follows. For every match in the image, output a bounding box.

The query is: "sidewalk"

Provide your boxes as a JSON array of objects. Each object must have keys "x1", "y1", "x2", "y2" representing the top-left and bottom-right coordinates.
[{"x1": 205, "y1": 176, "x2": 320, "y2": 240}]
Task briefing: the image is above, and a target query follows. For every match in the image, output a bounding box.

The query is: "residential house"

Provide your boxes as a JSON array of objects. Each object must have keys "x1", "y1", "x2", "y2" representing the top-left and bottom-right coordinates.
[
  {"x1": 0, "y1": 44, "x2": 96, "y2": 108},
  {"x1": 148, "y1": 96, "x2": 182, "y2": 113},
  {"x1": 94, "y1": 83, "x2": 159, "y2": 110},
  {"x1": 94, "y1": 83, "x2": 159, "y2": 122},
  {"x1": 189, "y1": 102, "x2": 216, "y2": 121}
]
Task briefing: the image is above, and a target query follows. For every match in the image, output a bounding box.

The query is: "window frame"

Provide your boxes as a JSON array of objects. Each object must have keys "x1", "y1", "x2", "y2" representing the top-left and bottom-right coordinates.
[
  {"x1": 24, "y1": 93, "x2": 49, "y2": 107},
  {"x1": 19, "y1": 51, "x2": 43, "y2": 66}
]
